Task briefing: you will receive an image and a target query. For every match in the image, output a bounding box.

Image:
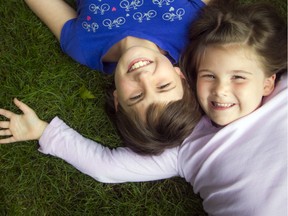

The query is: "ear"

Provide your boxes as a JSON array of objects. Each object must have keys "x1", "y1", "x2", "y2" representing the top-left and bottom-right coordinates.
[
  {"x1": 263, "y1": 74, "x2": 276, "y2": 96},
  {"x1": 113, "y1": 90, "x2": 119, "y2": 112},
  {"x1": 174, "y1": 67, "x2": 186, "y2": 79}
]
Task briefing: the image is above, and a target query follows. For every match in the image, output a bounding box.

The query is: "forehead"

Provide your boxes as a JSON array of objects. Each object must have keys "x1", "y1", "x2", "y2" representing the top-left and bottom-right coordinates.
[
  {"x1": 206, "y1": 43, "x2": 255, "y2": 55},
  {"x1": 200, "y1": 44, "x2": 262, "y2": 65},
  {"x1": 197, "y1": 44, "x2": 269, "y2": 79}
]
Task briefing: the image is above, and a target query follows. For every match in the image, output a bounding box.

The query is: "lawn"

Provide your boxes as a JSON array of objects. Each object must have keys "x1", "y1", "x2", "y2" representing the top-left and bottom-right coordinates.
[{"x1": 0, "y1": 0, "x2": 286, "y2": 215}]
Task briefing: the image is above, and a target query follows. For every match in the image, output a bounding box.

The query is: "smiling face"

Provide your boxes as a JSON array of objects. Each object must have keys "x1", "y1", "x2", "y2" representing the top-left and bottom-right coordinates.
[
  {"x1": 113, "y1": 46, "x2": 184, "y2": 120},
  {"x1": 196, "y1": 44, "x2": 276, "y2": 126}
]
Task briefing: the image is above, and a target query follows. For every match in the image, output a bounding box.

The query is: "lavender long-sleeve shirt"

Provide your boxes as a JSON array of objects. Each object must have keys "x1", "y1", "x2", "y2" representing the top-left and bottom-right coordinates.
[{"x1": 39, "y1": 75, "x2": 287, "y2": 216}]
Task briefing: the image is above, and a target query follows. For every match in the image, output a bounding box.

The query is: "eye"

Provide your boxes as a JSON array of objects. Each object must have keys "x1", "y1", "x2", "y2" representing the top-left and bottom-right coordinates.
[
  {"x1": 158, "y1": 83, "x2": 171, "y2": 89},
  {"x1": 199, "y1": 73, "x2": 215, "y2": 79},
  {"x1": 232, "y1": 75, "x2": 246, "y2": 80},
  {"x1": 130, "y1": 93, "x2": 143, "y2": 101}
]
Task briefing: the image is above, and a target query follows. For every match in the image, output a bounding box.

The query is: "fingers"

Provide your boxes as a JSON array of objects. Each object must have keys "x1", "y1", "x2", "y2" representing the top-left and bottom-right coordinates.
[
  {"x1": 0, "y1": 122, "x2": 12, "y2": 142},
  {"x1": 0, "y1": 99, "x2": 33, "y2": 117},
  {"x1": 0, "y1": 109, "x2": 14, "y2": 119},
  {"x1": 0, "y1": 129, "x2": 12, "y2": 136},
  {"x1": 0, "y1": 136, "x2": 16, "y2": 144},
  {"x1": 0, "y1": 121, "x2": 10, "y2": 129},
  {"x1": 13, "y1": 98, "x2": 33, "y2": 114}
]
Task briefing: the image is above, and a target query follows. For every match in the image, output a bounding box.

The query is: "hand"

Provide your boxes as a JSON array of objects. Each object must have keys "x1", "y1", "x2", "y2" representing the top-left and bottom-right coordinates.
[{"x1": 0, "y1": 98, "x2": 48, "y2": 144}]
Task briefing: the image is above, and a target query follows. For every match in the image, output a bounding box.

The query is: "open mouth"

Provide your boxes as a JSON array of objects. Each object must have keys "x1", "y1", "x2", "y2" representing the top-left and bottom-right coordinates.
[
  {"x1": 211, "y1": 102, "x2": 236, "y2": 108},
  {"x1": 128, "y1": 59, "x2": 153, "y2": 72}
]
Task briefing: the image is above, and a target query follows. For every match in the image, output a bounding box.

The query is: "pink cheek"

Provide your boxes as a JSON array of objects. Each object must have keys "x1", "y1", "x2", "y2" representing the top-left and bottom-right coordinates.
[{"x1": 197, "y1": 83, "x2": 207, "y2": 93}]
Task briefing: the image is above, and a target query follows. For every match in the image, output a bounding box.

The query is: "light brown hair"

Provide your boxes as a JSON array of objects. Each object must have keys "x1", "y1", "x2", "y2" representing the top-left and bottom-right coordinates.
[
  {"x1": 181, "y1": 0, "x2": 287, "y2": 90},
  {"x1": 105, "y1": 79, "x2": 201, "y2": 155}
]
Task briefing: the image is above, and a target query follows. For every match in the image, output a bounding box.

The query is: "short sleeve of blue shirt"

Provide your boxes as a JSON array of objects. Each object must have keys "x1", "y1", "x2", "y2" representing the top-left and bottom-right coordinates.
[{"x1": 60, "y1": 19, "x2": 87, "y2": 68}]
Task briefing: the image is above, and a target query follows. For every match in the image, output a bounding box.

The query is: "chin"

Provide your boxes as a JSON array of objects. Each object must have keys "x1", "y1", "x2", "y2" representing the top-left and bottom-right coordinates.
[{"x1": 211, "y1": 119, "x2": 232, "y2": 127}]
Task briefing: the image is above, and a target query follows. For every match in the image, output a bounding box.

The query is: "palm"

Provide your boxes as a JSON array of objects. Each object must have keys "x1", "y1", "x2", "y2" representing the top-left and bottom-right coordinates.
[
  {"x1": 0, "y1": 99, "x2": 48, "y2": 143},
  {"x1": 8, "y1": 112, "x2": 38, "y2": 141}
]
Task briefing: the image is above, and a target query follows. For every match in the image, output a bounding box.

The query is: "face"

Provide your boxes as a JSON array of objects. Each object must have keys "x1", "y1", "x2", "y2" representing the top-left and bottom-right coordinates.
[
  {"x1": 113, "y1": 46, "x2": 184, "y2": 120},
  {"x1": 197, "y1": 44, "x2": 275, "y2": 126}
]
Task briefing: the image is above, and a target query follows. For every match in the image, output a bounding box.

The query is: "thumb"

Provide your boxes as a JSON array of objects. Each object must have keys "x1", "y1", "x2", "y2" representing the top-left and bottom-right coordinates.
[{"x1": 13, "y1": 98, "x2": 34, "y2": 114}]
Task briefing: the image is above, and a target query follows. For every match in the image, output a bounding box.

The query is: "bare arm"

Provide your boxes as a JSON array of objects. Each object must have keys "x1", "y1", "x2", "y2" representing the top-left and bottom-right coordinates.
[
  {"x1": 24, "y1": 0, "x2": 77, "y2": 41},
  {"x1": 202, "y1": 0, "x2": 211, "y2": 4}
]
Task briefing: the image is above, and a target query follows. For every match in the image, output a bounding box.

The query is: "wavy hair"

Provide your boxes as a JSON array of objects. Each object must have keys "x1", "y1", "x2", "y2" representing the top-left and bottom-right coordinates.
[
  {"x1": 105, "y1": 78, "x2": 201, "y2": 155},
  {"x1": 180, "y1": 0, "x2": 287, "y2": 90}
]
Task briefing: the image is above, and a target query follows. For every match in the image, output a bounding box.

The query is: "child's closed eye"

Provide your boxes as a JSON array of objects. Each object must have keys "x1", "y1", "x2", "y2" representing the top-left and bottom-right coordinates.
[
  {"x1": 232, "y1": 75, "x2": 246, "y2": 80},
  {"x1": 158, "y1": 83, "x2": 171, "y2": 89},
  {"x1": 130, "y1": 93, "x2": 143, "y2": 101},
  {"x1": 199, "y1": 74, "x2": 216, "y2": 80}
]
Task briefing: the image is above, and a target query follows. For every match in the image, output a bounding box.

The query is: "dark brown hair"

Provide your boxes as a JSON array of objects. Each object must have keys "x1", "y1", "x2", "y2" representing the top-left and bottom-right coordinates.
[
  {"x1": 105, "y1": 79, "x2": 201, "y2": 155},
  {"x1": 180, "y1": 0, "x2": 287, "y2": 90}
]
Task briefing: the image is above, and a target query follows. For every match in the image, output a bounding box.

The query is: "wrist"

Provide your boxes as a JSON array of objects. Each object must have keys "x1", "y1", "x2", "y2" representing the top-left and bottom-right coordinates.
[{"x1": 37, "y1": 121, "x2": 48, "y2": 140}]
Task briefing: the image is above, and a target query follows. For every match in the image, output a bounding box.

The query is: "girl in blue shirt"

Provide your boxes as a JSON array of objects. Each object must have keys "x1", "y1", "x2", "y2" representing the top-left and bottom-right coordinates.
[{"x1": 22, "y1": 0, "x2": 209, "y2": 154}]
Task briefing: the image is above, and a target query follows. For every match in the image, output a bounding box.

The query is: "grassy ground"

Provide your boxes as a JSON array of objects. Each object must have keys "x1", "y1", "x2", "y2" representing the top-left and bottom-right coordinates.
[{"x1": 0, "y1": 0, "x2": 286, "y2": 215}]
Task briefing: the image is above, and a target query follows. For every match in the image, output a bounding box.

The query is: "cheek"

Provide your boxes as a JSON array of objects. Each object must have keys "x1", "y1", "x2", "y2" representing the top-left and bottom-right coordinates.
[
  {"x1": 234, "y1": 83, "x2": 259, "y2": 98},
  {"x1": 233, "y1": 84, "x2": 263, "y2": 108},
  {"x1": 115, "y1": 81, "x2": 132, "y2": 101},
  {"x1": 116, "y1": 77, "x2": 132, "y2": 90},
  {"x1": 196, "y1": 81, "x2": 209, "y2": 99}
]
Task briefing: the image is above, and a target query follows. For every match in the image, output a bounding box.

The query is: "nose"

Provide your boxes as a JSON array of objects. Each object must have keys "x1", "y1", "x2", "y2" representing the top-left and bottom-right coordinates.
[
  {"x1": 135, "y1": 69, "x2": 153, "y2": 84},
  {"x1": 135, "y1": 70, "x2": 158, "y2": 97},
  {"x1": 212, "y1": 80, "x2": 228, "y2": 96}
]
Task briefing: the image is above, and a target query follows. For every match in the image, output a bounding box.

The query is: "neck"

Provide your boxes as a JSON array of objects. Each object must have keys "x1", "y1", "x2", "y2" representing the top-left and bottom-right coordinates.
[{"x1": 103, "y1": 36, "x2": 165, "y2": 61}]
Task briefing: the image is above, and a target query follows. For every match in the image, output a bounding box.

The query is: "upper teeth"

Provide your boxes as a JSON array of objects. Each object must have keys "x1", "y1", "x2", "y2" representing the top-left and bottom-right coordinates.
[
  {"x1": 130, "y1": 60, "x2": 151, "y2": 71},
  {"x1": 213, "y1": 102, "x2": 234, "y2": 107}
]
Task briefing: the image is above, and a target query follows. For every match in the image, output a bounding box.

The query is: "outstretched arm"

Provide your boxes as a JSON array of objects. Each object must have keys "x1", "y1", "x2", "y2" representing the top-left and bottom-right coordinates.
[
  {"x1": 0, "y1": 100, "x2": 179, "y2": 183},
  {"x1": 0, "y1": 98, "x2": 48, "y2": 143},
  {"x1": 39, "y1": 117, "x2": 179, "y2": 183},
  {"x1": 24, "y1": 0, "x2": 77, "y2": 40}
]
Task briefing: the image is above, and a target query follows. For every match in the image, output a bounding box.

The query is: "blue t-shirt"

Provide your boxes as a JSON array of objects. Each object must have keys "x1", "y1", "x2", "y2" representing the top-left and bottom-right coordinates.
[{"x1": 60, "y1": 0, "x2": 205, "y2": 74}]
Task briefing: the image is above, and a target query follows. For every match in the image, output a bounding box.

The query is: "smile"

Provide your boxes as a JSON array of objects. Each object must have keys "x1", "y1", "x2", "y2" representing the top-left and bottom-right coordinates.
[
  {"x1": 212, "y1": 102, "x2": 235, "y2": 108},
  {"x1": 128, "y1": 59, "x2": 153, "y2": 72}
]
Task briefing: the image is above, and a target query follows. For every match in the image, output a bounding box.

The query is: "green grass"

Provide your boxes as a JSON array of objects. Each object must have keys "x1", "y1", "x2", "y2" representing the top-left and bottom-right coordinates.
[
  {"x1": 0, "y1": 1, "x2": 205, "y2": 215},
  {"x1": 0, "y1": 0, "x2": 286, "y2": 215}
]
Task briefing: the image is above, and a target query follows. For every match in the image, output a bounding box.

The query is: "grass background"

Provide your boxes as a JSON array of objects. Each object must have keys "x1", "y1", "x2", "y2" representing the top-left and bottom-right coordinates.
[{"x1": 0, "y1": 0, "x2": 286, "y2": 215}]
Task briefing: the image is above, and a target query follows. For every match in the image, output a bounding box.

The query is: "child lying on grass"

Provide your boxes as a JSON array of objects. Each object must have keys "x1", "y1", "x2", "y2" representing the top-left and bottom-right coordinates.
[{"x1": 23, "y1": 0, "x2": 210, "y2": 155}]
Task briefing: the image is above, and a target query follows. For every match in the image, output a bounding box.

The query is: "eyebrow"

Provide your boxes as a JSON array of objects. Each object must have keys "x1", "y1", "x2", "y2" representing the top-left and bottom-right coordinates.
[
  {"x1": 231, "y1": 70, "x2": 253, "y2": 75},
  {"x1": 198, "y1": 69, "x2": 253, "y2": 75},
  {"x1": 128, "y1": 97, "x2": 144, "y2": 107},
  {"x1": 127, "y1": 85, "x2": 177, "y2": 107}
]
